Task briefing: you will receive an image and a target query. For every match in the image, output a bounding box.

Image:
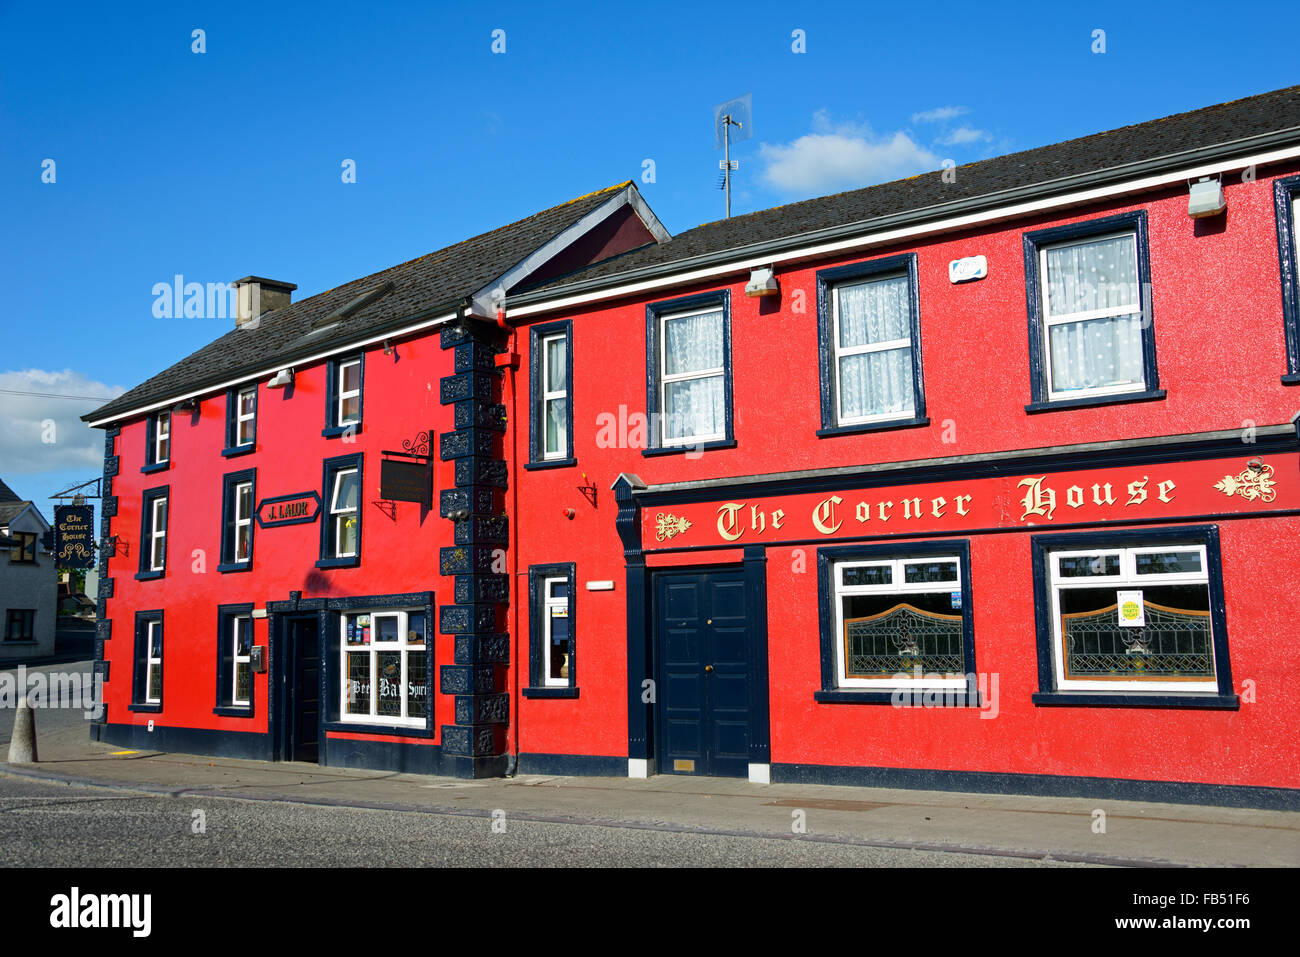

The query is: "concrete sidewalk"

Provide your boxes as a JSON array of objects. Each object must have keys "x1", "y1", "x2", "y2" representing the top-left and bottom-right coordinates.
[{"x1": 4, "y1": 722, "x2": 1298, "y2": 867}]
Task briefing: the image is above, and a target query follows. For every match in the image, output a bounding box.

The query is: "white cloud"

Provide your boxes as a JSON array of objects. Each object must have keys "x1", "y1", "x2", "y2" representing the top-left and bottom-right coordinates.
[
  {"x1": 759, "y1": 113, "x2": 940, "y2": 194},
  {"x1": 0, "y1": 369, "x2": 124, "y2": 474},
  {"x1": 911, "y1": 106, "x2": 969, "y2": 124},
  {"x1": 939, "y1": 126, "x2": 992, "y2": 146}
]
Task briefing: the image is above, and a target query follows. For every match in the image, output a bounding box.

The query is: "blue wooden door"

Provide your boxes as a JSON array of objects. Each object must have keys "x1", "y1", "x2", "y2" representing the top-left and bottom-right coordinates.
[{"x1": 656, "y1": 569, "x2": 750, "y2": 777}]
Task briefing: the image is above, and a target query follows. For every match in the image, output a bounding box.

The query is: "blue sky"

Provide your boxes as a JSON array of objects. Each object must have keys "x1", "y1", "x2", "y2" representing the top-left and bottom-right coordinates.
[{"x1": 2, "y1": 0, "x2": 1297, "y2": 520}]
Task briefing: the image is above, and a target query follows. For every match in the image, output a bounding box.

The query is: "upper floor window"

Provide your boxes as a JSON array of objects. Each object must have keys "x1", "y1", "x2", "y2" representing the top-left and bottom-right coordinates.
[
  {"x1": 324, "y1": 356, "x2": 363, "y2": 437},
  {"x1": 816, "y1": 253, "x2": 927, "y2": 435},
  {"x1": 137, "y1": 486, "x2": 169, "y2": 580},
  {"x1": 318, "y1": 455, "x2": 362, "y2": 568},
  {"x1": 1272, "y1": 174, "x2": 1300, "y2": 384},
  {"x1": 219, "y1": 470, "x2": 255, "y2": 572},
  {"x1": 644, "y1": 291, "x2": 733, "y2": 455},
  {"x1": 224, "y1": 386, "x2": 257, "y2": 455},
  {"x1": 1023, "y1": 211, "x2": 1162, "y2": 411},
  {"x1": 1031, "y1": 527, "x2": 1236, "y2": 707},
  {"x1": 528, "y1": 321, "x2": 574, "y2": 467},
  {"x1": 9, "y1": 532, "x2": 37, "y2": 564},
  {"x1": 144, "y1": 410, "x2": 171, "y2": 471}
]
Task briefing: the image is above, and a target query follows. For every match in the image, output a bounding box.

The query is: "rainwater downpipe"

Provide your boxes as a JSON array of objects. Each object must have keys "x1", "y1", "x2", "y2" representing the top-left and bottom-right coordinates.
[{"x1": 496, "y1": 303, "x2": 521, "y2": 776}]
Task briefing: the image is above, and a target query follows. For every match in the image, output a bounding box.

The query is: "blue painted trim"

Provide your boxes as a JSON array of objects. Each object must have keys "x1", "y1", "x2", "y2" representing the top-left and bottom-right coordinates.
[
  {"x1": 516, "y1": 752, "x2": 624, "y2": 776},
  {"x1": 142, "y1": 411, "x2": 171, "y2": 471},
  {"x1": 215, "y1": 602, "x2": 255, "y2": 715},
  {"x1": 641, "y1": 438, "x2": 736, "y2": 458},
  {"x1": 219, "y1": 467, "x2": 256, "y2": 572},
  {"x1": 772, "y1": 762, "x2": 1299, "y2": 810},
  {"x1": 524, "y1": 458, "x2": 577, "y2": 470},
  {"x1": 527, "y1": 562, "x2": 577, "y2": 692},
  {"x1": 1273, "y1": 174, "x2": 1300, "y2": 380},
  {"x1": 97, "y1": 721, "x2": 273, "y2": 761},
  {"x1": 223, "y1": 384, "x2": 258, "y2": 456},
  {"x1": 131, "y1": 608, "x2": 163, "y2": 709},
  {"x1": 136, "y1": 485, "x2": 169, "y2": 580},
  {"x1": 323, "y1": 353, "x2": 364, "y2": 437},
  {"x1": 527, "y1": 319, "x2": 575, "y2": 467},
  {"x1": 816, "y1": 415, "x2": 930, "y2": 438},
  {"x1": 1025, "y1": 389, "x2": 1166, "y2": 413},
  {"x1": 1029, "y1": 524, "x2": 1236, "y2": 706},
  {"x1": 317, "y1": 453, "x2": 363, "y2": 568},
  {"x1": 816, "y1": 540, "x2": 975, "y2": 695},
  {"x1": 220, "y1": 445, "x2": 255, "y2": 458},
  {"x1": 1023, "y1": 210, "x2": 1159, "y2": 408},
  {"x1": 255, "y1": 490, "x2": 322, "y2": 529},
  {"x1": 140, "y1": 461, "x2": 170, "y2": 474},
  {"x1": 743, "y1": 545, "x2": 772, "y2": 765},
  {"x1": 816, "y1": 252, "x2": 926, "y2": 431},
  {"x1": 645, "y1": 289, "x2": 733, "y2": 454},
  {"x1": 322, "y1": 737, "x2": 460, "y2": 775}
]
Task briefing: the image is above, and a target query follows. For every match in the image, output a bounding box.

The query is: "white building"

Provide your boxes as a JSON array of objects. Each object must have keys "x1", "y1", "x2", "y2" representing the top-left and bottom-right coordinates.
[{"x1": 0, "y1": 477, "x2": 56, "y2": 661}]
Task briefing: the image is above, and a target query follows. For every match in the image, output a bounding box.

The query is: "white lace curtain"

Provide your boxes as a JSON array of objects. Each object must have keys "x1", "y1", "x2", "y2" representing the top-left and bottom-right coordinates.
[
  {"x1": 836, "y1": 277, "x2": 914, "y2": 419},
  {"x1": 663, "y1": 311, "x2": 724, "y2": 440}
]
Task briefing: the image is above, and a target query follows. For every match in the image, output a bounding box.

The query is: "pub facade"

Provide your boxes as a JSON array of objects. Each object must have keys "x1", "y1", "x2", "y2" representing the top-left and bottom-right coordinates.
[{"x1": 86, "y1": 86, "x2": 1300, "y2": 807}]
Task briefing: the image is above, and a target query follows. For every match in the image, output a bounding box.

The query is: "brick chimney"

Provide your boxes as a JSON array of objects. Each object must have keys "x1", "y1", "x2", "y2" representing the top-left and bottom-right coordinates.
[{"x1": 234, "y1": 276, "x2": 297, "y2": 327}]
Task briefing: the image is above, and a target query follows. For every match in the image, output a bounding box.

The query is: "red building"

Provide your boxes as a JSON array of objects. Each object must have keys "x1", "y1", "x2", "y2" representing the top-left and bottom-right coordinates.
[{"x1": 87, "y1": 86, "x2": 1300, "y2": 808}]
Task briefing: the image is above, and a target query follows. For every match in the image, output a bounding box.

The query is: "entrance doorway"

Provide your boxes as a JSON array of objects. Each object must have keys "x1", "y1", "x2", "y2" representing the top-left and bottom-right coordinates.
[
  {"x1": 279, "y1": 615, "x2": 320, "y2": 763},
  {"x1": 653, "y1": 567, "x2": 750, "y2": 777}
]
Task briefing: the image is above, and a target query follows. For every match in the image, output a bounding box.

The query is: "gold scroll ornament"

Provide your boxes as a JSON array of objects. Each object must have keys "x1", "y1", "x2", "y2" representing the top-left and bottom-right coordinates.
[
  {"x1": 655, "y1": 512, "x2": 693, "y2": 541},
  {"x1": 1213, "y1": 461, "x2": 1277, "y2": 503}
]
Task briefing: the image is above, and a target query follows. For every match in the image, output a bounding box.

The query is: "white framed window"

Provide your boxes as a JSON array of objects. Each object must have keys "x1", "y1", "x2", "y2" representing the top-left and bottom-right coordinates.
[
  {"x1": 1045, "y1": 543, "x2": 1217, "y2": 693},
  {"x1": 232, "y1": 615, "x2": 252, "y2": 706},
  {"x1": 340, "y1": 609, "x2": 427, "y2": 727},
  {"x1": 659, "y1": 307, "x2": 725, "y2": 446},
  {"x1": 145, "y1": 620, "x2": 163, "y2": 704},
  {"x1": 540, "y1": 332, "x2": 568, "y2": 460},
  {"x1": 236, "y1": 387, "x2": 256, "y2": 446},
  {"x1": 1038, "y1": 230, "x2": 1144, "y2": 401},
  {"x1": 832, "y1": 555, "x2": 966, "y2": 690},
  {"x1": 154, "y1": 410, "x2": 171, "y2": 463},
  {"x1": 338, "y1": 359, "x2": 361, "y2": 426},
  {"x1": 542, "y1": 576, "x2": 571, "y2": 687},
  {"x1": 233, "y1": 481, "x2": 252, "y2": 563},
  {"x1": 330, "y1": 468, "x2": 359, "y2": 558},
  {"x1": 149, "y1": 496, "x2": 168, "y2": 571},
  {"x1": 831, "y1": 274, "x2": 916, "y2": 424}
]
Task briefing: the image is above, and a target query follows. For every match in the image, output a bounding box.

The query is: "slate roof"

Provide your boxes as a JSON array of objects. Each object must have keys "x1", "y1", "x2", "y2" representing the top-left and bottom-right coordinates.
[
  {"x1": 85, "y1": 183, "x2": 635, "y2": 424},
  {"x1": 0, "y1": 502, "x2": 32, "y2": 528},
  {"x1": 0, "y1": 478, "x2": 21, "y2": 503},
  {"x1": 525, "y1": 85, "x2": 1300, "y2": 292}
]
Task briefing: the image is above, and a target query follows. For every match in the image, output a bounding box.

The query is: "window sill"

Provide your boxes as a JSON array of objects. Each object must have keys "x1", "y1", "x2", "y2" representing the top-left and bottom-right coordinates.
[
  {"x1": 522, "y1": 686, "x2": 579, "y2": 699},
  {"x1": 1025, "y1": 389, "x2": 1166, "y2": 414},
  {"x1": 217, "y1": 562, "x2": 253, "y2": 574},
  {"x1": 817, "y1": 415, "x2": 929, "y2": 438},
  {"x1": 1, "y1": 639, "x2": 37, "y2": 646},
  {"x1": 141, "y1": 462, "x2": 170, "y2": 474},
  {"x1": 524, "y1": 457, "x2": 577, "y2": 471},
  {"x1": 315, "y1": 556, "x2": 360, "y2": 570},
  {"x1": 221, "y1": 444, "x2": 256, "y2": 458},
  {"x1": 1031, "y1": 691, "x2": 1239, "y2": 709},
  {"x1": 134, "y1": 570, "x2": 165, "y2": 582},
  {"x1": 321, "y1": 424, "x2": 362, "y2": 439},
  {"x1": 322, "y1": 720, "x2": 432, "y2": 738},
  {"x1": 213, "y1": 705, "x2": 255, "y2": 718},
  {"x1": 641, "y1": 438, "x2": 736, "y2": 458},
  {"x1": 1281, "y1": 372, "x2": 1300, "y2": 386},
  {"x1": 814, "y1": 688, "x2": 979, "y2": 705},
  {"x1": 127, "y1": 702, "x2": 162, "y2": 713}
]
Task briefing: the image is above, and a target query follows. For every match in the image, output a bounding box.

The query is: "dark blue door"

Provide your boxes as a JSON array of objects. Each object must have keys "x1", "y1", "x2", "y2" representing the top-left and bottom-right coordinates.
[{"x1": 656, "y1": 569, "x2": 750, "y2": 777}]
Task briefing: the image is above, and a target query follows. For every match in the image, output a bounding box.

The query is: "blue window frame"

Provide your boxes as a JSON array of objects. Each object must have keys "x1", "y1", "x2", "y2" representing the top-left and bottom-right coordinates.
[
  {"x1": 218, "y1": 468, "x2": 256, "y2": 573},
  {"x1": 526, "y1": 320, "x2": 575, "y2": 468},
  {"x1": 1030, "y1": 525, "x2": 1237, "y2": 709},
  {"x1": 1273, "y1": 174, "x2": 1300, "y2": 384},
  {"x1": 129, "y1": 609, "x2": 164, "y2": 712},
  {"x1": 318, "y1": 453, "x2": 362, "y2": 568},
  {"x1": 323, "y1": 355, "x2": 364, "y2": 438},
  {"x1": 1023, "y1": 211, "x2": 1164, "y2": 412},
  {"x1": 135, "y1": 485, "x2": 169, "y2": 581},
  {"x1": 815, "y1": 540, "x2": 975, "y2": 704},
  {"x1": 142, "y1": 410, "x2": 171, "y2": 473},
  {"x1": 816, "y1": 253, "x2": 929, "y2": 436},
  {"x1": 644, "y1": 290, "x2": 734, "y2": 456},
  {"x1": 215, "y1": 603, "x2": 256, "y2": 716},
  {"x1": 223, "y1": 385, "x2": 258, "y2": 456},
  {"x1": 523, "y1": 563, "x2": 578, "y2": 698}
]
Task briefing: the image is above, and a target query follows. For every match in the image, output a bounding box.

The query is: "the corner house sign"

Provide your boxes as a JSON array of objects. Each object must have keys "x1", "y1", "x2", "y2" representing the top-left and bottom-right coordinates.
[
  {"x1": 256, "y1": 491, "x2": 322, "y2": 529},
  {"x1": 644, "y1": 457, "x2": 1295, "y2": 547},
  {"x1": 54, "y1": 504, "x2": 96, "y2": 568}
]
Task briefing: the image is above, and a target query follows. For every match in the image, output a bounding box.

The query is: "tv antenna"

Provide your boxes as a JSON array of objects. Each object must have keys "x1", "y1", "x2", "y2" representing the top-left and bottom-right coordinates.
[
  {"x1": 713, "y1": 93, "x2": 753, "y2": 219},
  {"x1": 720, "y1": 115, "x2": 741, "y2": 218}
]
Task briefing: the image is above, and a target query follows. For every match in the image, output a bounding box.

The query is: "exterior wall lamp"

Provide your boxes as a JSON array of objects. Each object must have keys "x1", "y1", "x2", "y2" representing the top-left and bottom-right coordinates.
[
  {"x1": 267, "y1": 368, "x2": 294, "y2": 389},
  {"x1": 1188, "y1": 177, "x2": 1226, "y2": 218},
  {"x1": 745, "y1": 266, "x2": 779, "y2": 297}
]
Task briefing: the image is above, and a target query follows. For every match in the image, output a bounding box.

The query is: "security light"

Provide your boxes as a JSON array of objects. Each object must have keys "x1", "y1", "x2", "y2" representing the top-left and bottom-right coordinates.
[
  {"x1": 267, "y1": 368, "x2": 294, "y2": 389},
  {"x1": 1188, "y1": 177, "x2": 1226, "y2": 218}
]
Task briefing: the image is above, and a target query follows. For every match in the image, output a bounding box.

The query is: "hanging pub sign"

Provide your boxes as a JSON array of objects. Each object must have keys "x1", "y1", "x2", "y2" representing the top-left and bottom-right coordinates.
[
  {"x1": 256, "y1": 491, "x2": 322, "y2": 529},
  {"x1": 54, "y1": 505, "x2": 96, "y2": 568},
  {"x1": 380, "y1": 458, "x2": 431, "y2": 507}
]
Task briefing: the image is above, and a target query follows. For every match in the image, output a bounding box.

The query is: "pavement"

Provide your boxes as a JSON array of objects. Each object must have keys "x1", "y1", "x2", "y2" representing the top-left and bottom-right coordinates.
[{"x1": 4, "y1": 709, "x2": 1298, "y2": 867}]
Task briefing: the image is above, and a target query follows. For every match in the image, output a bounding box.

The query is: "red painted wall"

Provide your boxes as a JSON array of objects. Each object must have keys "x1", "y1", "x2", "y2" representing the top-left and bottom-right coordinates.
[
  {"x1": 104, "y1": 333, "x2": 462, "y2": 742},
  {"x1": 509, "y1": 162, "x2": 1300, "y2": 787}
]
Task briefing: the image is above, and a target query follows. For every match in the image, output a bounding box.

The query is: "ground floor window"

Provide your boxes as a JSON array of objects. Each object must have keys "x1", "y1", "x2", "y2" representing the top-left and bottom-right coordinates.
[
  {"x1": 340, "y1": 609, "x2": 427, "y2": 727},
  {"x1": 131, "y1": 611, "x2": 164, "y2": 710},
  {"x1": 4, "y1": 609, "x2": 35, "y2": 642},
  {"x1": 526, "y1": 563, "x2": 577, "y2": 694}
]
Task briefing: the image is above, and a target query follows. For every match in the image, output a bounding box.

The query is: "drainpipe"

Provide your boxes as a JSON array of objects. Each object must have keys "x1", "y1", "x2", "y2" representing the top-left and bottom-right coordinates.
[{"x1": 495, "y1": 303, "x2": 521, "y2": 776}]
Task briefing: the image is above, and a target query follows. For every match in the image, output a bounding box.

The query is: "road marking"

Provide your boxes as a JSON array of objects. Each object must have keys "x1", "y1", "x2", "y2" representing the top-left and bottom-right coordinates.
[{"x1": 110, "y1": 750, "x2": 138, "y2": 756}]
